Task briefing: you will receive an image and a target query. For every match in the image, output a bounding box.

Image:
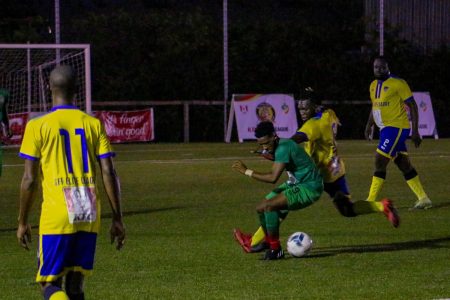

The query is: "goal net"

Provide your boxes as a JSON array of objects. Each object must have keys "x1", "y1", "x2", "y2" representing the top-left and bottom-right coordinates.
[{"x1": 0, "y1": 44, "x2": 91, "y2": 115}]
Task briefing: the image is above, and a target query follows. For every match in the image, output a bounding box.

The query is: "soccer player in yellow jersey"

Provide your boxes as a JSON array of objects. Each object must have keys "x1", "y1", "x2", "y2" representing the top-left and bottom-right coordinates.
[
  {"x1": 234, "y1": 88, "x2": 399, "y2": 253},
  {"x1": 16, "y1": 65, "x2": 125, "y2": 300},
  {"x1": 365, "y1": 56, "x2": 431, "y2": 210}
]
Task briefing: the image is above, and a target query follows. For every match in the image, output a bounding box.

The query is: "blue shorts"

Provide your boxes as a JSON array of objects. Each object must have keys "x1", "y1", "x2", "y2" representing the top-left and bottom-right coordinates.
[
  {"x1": 36, "y1": 231, "x2": 97, "y2": 282},
  {"x1": 377, "y1": 127, "x2": 410, "y2": 159},
  {"x1": 324, "y1": 175, "x2": 350, "y2": 198}
]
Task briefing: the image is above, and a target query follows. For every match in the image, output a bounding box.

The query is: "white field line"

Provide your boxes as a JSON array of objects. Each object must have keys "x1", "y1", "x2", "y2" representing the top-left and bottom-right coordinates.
[{"x1": 4, "y1": 152, "x2": 450, "y2": 168}]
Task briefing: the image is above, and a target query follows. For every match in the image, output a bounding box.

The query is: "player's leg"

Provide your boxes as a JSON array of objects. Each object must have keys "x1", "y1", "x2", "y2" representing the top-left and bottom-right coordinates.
[
  {"x1": 234, "y1": 184, "x2": 288, "y2": 253},
  {"x1": 326, "y1": 176, "x2": 357, "y2": 217},
  {"x1": 394, "y1": 152, "x2": 432, "y2": 209},
  {"x1": 41, "y1": 279, "x2": 69, "y2": 300},
  {"x1": 367, "y1": 127, "x2": 402, "y2": 201},
  {"x1": 65, "y1": 271, "x2": 85, "y2": 300},
  {"x1": 256, "y1": 193, "x2": 288, "y2": 260},
  {"x1": 37, "y1": 234, "x2": 70, "y2": 300}
]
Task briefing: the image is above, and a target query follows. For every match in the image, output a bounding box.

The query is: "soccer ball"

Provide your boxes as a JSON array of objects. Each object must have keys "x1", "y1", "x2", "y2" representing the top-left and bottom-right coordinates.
[{"x1": 286, "y1": 231, "x2": 313, "y2": 258}]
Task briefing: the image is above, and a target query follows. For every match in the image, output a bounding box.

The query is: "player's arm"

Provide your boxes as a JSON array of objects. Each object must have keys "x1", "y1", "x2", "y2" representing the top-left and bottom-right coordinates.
[
  {"x1": 232, "y1": 160, "x2": 285, "y2": 184},
  {"x1": 291, "y1": 131, "x2": 308, "y2": 144},
  {"x1": 405, "y1": 98, "x2": 421, "y2": 147},
  {"x1": 17, "y1": 159, "x2": 39, "y2": 250},
  {"x1": 364, "y1": 110, "x2": 375, "y2": 140},
  {"x1": 99, "y1": 157, "x2": 126, "y2": 250}
]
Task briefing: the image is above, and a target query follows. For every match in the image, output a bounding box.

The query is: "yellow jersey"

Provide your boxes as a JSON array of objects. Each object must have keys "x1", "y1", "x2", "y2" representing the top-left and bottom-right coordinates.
[
  {"x1": 369, "y1": 76, "x2": 413, "y2": 129},
  {"x1": 19, "y1": 105, "x2": 114, "y2": 234},
  {"x1": 298, "y1": 109, "x2": 345, "y2": 183}
]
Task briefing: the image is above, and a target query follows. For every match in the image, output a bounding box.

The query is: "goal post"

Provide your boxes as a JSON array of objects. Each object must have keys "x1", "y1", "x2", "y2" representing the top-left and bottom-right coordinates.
[{"x1": 0, "y1": 44, "x2": 91, "y2": 115}]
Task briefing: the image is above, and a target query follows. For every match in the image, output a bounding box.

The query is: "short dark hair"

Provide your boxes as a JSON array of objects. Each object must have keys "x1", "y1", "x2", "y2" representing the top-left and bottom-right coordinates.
[
  {"x1": 373, "y1": 55, "x2": 389, "y2": 64},
  {"x1": 255, "y1": 121, "x2": 275, "y2": 138}
]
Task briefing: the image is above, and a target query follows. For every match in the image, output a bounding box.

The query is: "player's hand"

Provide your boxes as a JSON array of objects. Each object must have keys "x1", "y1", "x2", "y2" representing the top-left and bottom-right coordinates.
[
  {"x1": 232, "y1": 160, "x2": 247, "y2": 174},
  {"x1": 364, "y1": 125, "x2": 374, "y2": 140},
  {"x1": 411, "y1": 131, "x2": 422, "y2": 148},
  {"x1": 110, "y1": 219, "x2": 126, "y2": 250},
  {"x1": 17, "y1": 223, "x2": 32, "y2": 250}
]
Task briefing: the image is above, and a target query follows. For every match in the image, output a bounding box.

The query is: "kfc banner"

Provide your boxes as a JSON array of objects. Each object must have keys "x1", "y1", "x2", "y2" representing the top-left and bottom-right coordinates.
[
  {"x1": 411, "y1": 92, "x2": 438, "y2": 138},
  {"x1": 94, "y1": 109, "x2": 154, "y2": 143},
  {"x1": 231, "y1": 94, "x2": 298, "y2": 141}
]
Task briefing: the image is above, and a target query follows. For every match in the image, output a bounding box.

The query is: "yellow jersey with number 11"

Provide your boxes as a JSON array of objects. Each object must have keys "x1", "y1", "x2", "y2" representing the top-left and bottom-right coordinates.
[{"x1": 19, "y1": 105, "x2": 115, "y2": 235}]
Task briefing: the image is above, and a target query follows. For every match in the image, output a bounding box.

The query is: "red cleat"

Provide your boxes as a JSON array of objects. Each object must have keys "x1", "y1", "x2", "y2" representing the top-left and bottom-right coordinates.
[
  {"x1": 381, "y1": 198, "x2": 400, "y2": 228},
  {"x1": 233, "y1": 228, "x2": 252, "y2": 253}
]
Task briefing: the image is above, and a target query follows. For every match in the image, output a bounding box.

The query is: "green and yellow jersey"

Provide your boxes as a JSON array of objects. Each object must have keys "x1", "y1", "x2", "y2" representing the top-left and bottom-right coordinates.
[
  {"x1": 19, "y1": 105, "x2": 114, "y2": 234},
  {"x1": 297, "y1": 109, "x2": 345, "y2": 183},
  {"x1": 369, "y1": 75, "x2": 413, "y2": 130}
]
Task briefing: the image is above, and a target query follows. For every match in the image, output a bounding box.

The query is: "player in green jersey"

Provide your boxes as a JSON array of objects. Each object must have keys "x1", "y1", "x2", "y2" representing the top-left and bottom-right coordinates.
[{"x1": 232, "y1": 121, "x2": 323, "y2": 260}]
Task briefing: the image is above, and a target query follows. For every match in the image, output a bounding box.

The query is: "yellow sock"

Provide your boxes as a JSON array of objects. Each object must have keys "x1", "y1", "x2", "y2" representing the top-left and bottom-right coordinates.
[
  {"x1": 406, "y1": 176, "x2": 427, "y2": 200},
  {"x1": 367, "y1": 176, "x2": 385, "y2": 201},
  {"x1": 353, "y1": 200, "x2": 383, "y2": 214},
  {"x1": 49, "y1": 291, "x2": 69, "y2": 300},
  {"x1": 251, "y1": 226, "x2": 266, "y2": 247}
]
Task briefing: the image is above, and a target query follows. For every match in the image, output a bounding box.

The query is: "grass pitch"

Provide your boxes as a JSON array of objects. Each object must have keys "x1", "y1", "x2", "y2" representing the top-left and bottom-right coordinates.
[{"x1": 1, "y1": 139, "x2": 449, "y2": 299}]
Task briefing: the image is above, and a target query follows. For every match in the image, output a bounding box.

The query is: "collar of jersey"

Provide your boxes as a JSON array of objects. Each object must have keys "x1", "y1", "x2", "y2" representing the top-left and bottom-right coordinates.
[
  {"x1": 312, "y1": 111, "x2": 322, "y2": 120},
  {"x1": 50, "y1": 105, "x2": 79, "y2": 112}
]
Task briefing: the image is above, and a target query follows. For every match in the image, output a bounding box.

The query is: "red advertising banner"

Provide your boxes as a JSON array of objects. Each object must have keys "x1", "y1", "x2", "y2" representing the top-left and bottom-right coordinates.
[
  {"x1": 1, "y1": 112, "x2": 29, "y2": 145},
  {"x1": 94, "y1": 109, "x2": 154, "y2": 143}
]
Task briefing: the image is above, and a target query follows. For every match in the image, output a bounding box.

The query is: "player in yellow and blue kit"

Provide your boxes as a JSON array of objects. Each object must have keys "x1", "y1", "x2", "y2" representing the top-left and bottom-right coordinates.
[
  {"x1": 16, "y1": 65, "x2": 125, "y2": 300},
  {"x1": 365, "y1": 56, "x2": 431, "y2": 210},
  {"x1": 234, "y1": 88, "x2": 399, "y2": 253}
]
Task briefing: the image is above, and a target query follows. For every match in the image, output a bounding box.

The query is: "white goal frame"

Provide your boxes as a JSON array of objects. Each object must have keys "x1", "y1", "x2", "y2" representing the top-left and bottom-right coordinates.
[{"x1": 0, "y1": 43, "x2": 92, "y2": 114}]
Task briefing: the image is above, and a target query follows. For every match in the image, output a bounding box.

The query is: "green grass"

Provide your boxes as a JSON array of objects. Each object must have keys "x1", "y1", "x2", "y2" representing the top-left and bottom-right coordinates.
[{"x1": 1, "y1": 140, "x2": 450, "y2": 299}]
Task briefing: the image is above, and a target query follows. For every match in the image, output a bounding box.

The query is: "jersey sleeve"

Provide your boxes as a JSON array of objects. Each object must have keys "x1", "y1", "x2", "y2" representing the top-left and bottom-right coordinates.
[
  {"x1": 96, "y1": 120, "x2": 115, "y2": 159},
  {"x1": 298, "y1": 119, "x2": 319, "y2": 141},
  {"x1": 19, "y1": 120, "x2": 41, "y2": 161},
  {"x1": 398, "y1": 79, "x2": 414, "y2": 102}
]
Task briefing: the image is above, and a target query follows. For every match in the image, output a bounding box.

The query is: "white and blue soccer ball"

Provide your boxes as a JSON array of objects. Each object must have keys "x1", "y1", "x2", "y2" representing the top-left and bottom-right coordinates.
[{"x1": 286, "y1": 231, "x2": 313, "y2": 258}]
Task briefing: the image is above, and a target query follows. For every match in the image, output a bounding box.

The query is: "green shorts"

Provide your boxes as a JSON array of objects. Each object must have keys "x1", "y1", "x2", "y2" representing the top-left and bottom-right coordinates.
[{"x1": 266, "y1": 181, "x2": 323, "y2": 211}]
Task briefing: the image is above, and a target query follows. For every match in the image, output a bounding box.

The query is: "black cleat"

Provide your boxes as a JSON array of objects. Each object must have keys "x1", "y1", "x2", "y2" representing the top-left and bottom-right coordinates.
[{"x1": 262, "y1": 248, "x2": 285, "y2": 260}]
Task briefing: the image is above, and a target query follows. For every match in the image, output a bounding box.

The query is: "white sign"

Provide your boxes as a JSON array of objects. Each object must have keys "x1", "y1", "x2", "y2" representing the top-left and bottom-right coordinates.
[
  {"x1": 411, "y1": 92, "x2": 438, "y2": 138},
  {"x1": 226, "y1": 94, "x2": 298, "y2": 142}
]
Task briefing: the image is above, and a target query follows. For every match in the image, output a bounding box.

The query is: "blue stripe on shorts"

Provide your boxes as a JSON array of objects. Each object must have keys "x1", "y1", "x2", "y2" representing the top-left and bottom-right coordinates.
[
  {"x1": 39, "y1": 231, "x2": 97, "y2": 276},
  {"x1": 377, "y1": 127, "x2": 410, "y2": 158}
]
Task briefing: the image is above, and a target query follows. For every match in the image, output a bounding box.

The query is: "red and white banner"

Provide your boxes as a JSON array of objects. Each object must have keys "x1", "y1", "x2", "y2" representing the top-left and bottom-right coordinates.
[
  {"x1": 94, "y1": 109, "x2": 154, "y2": 143},
  {"x1": 230, "y1": 94, "x2": 298, "y2": 141},
  {"x1": 1, "y1": 112, "x2": 28, "y2": 145}
]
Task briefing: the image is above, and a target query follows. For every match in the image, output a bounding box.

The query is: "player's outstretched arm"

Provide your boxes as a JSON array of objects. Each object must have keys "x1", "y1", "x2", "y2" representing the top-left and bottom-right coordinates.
[
  {"x1": 232, "y1": 160, "x2": 285, "y2": 184},
  {"x1": 100, "y1": 157, "x2": 125, "y2": 250},
  {"x1": 17, "y1": 159, "x2": 39, "y2": 250}
]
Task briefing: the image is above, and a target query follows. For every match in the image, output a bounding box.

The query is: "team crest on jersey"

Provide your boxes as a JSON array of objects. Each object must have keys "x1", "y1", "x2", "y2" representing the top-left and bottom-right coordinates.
[
  {"x1": 239, "y1": 105, "x2": 248, "y2": 113},
  {"x1": 383, "y1": 86, "x2": 389, "y2": 92}
]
